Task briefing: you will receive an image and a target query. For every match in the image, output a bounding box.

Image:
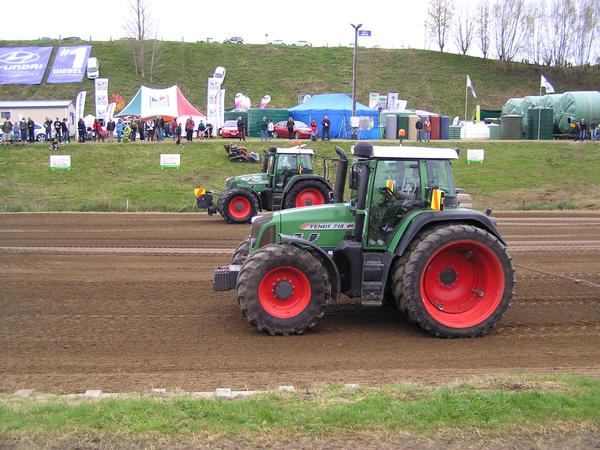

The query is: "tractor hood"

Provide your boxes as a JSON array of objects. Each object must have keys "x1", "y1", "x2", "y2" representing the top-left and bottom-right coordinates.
[{"x1": 225, "y1": 173, "x2": 270, "y2": 190}]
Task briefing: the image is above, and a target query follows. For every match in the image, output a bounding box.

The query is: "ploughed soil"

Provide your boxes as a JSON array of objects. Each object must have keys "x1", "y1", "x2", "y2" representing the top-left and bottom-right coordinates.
[{"x1": 1, "y1": 211, "x2": 600, "y2": 394}]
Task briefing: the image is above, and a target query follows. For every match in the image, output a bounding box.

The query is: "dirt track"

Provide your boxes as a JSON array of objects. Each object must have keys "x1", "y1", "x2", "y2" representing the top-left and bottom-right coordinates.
[{"x1": 1, "y1": 212, "x2": 600, "y2": 393}]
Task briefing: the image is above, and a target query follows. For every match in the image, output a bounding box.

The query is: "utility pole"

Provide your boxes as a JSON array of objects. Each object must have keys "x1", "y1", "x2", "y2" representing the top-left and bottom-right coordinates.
[{"x1": 351, "y1": 23, "x2": 362, "y2": 118}]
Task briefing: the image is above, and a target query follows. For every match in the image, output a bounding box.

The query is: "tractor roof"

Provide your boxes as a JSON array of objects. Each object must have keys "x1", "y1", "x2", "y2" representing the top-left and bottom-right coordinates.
[
  {"x1": 352, "y1": 144, "x2": 459, "y2": 160},
  {"x1": 269, "y1": 146, "x2": 315, "y2": 155}
]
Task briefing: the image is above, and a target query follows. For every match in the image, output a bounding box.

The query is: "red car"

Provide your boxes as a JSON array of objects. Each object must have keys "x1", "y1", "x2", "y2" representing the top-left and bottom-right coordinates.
[
  {"x1": 219, "y1": 120, "x2": 240, "y2": 138},
  {"x1": 273, "y1": 120, "x2": 312, "y2": 139}
]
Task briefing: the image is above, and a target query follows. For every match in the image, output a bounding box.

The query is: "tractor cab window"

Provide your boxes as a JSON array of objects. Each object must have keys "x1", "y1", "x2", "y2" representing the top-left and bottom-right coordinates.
[
  {"x1": 426, "y1": 160, "x2": 456, "y2": 196},
  {"x1": 265, "y1": 154, "x2": 275, "y2": 174},
  {"x1": 297, "y1": 154, "x2": 314, "y2": 174},
  {"x1": 275, "y1": 154, "x2": 299, "y2": 187},
  {"x1": 367, "y1": 159, "x2": 421, "y2": 247}
]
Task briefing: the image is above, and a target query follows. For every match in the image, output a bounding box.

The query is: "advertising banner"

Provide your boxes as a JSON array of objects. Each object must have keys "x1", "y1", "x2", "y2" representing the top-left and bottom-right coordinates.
[
  {"x1": 75, "y1": 91, "x2": 86, "y2": 120},
  {"x1": 47, "y1": 45, "x2": 92, "y2": 84},
  {"x1": 387, "y1": 92, "x2": 399, "y2": 111},
  {"x1": 105, "y1": 102, "x2": 117, "y2": 122},
  {"x1": 49, "y1": 155, "x2": 71, "y2": 171},
  {"x1": 94, "y1": 78, "x2": 109, "y2": 121},
  {"x1": 207, "y1": 76, "x2": 224, "y2": 137},
  {"x1": 0, "y1": 46, "x2": 52, "y2": 85},
  {"x1": 259, "y1": 95, "x2": 271, "y2": 109},
  {"x1": 368, "y1": 92, "x2": 380, "y2": 109}
]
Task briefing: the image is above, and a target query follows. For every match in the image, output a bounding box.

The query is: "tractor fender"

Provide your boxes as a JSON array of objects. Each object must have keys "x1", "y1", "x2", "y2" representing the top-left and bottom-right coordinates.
[
  {"x1": 392, "y1": 210, "x2": 506, "y2": 258},
  {"x1": 219, "y1": 186, "x2": 263, "y2": 211},
  {"x1": 279, "y1": 234, "x2": 341, "y2": 303},
  {"x1": 282, "y1": 175, "x2": 333, "y2": 196}
]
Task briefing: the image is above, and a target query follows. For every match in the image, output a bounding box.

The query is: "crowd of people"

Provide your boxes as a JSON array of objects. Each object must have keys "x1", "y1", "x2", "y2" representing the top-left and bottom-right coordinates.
[
  {"x1": 572, "y1": 118, "x2": 598, "y2": 142},
  {"x1": 1, "y1": 117, "x2": 70, "y2": 145}
]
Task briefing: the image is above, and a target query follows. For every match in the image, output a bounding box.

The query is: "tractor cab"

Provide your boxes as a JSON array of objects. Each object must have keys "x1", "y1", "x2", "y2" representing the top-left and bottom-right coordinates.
[{"x1": 262, "y1": 146, "x2": 316, "y2": 188}]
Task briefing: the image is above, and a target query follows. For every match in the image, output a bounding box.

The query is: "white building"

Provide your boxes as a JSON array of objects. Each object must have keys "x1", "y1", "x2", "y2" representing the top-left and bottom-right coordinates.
[{"x1": 0, "y1": 100, "x2": 76, "y2": 134}]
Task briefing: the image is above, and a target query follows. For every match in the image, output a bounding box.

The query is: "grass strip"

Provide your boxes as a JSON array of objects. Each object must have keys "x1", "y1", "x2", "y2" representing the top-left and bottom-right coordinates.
[{"x1": 1, "y1": 376, "x2": 599, "y2": 437}]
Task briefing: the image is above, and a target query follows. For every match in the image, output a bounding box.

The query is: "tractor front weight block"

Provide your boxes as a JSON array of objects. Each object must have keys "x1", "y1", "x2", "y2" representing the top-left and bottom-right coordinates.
[
  {"x1": 213, "y1": 265, "x2": 240, "y2": 291},
  {"x1": 197, "y1": 192, "x2": 214, "y2": 210}
]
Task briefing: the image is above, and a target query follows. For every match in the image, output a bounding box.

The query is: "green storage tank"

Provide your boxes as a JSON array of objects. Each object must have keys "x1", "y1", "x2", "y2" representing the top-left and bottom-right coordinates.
[
  {"x1": 449, "y1": 125, "x2": 462, "y2": 140},
  {"x1": 247, "y1": 108, "x2": 289, "y2": 137},
  {"x1": 501, "y1": 98, "x2": 524, "y2": 116},
  {"x1": 501, "y1": 115, "x2": 523, "y2": 140},
  {"x1": 520, "y1": 96, "x2": 543, "y2": 129},
  {"x1": 488, "y1": 124, "x2": 501, "y2": 140},
  {"x1": 526, "y1": 108, "x2": 553, "y2": 140},
  {"x1": 555, "y1": 91, "x2": 600, "y2": 134},
  {"x1": 224, "y1": 110, "x2": 247, "y2": 125}
]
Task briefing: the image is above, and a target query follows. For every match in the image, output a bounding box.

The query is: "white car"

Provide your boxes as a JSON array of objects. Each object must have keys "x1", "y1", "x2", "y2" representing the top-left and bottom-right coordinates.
[
  {"x1": 293, "y1": 40, "x2": 312, "y2": 47},
  {"x1": 87, "y1": 57, "x2": 99, "y2": 79},
  {"x1": 270, "y1": 39, "x2": 286, "y2": 45},
  {"x1": 213, "y1": 66, "x2": 226, "y2": 81}
]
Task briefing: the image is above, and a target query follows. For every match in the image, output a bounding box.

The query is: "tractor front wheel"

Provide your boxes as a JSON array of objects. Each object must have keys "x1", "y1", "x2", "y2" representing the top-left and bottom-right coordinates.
[
  {"x1": 400, "y1": 224, "x2": 515, "y2": 338},
  {"x1": 218, "y1": 189, "x2": 259, "y2": 224},
  {"x1": 237, "y1": 244, "x2": 329, "y2": 335},
  {"x1": 284, "y1": 180, "x2": 330, "y2": 209},
  {"x1": 232, "y1": 235, "x2": 251, "y2": 265}
]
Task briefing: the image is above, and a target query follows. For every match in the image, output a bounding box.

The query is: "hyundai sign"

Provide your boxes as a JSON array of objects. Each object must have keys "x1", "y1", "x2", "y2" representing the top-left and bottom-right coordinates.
[{"x1": 0, "y1": 46, "x2": 53, "y2": 85}]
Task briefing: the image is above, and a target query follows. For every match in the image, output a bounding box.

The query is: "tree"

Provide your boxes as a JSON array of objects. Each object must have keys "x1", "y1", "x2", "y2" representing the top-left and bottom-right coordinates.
[
  {"x1": 476, "y1": 0, "x2": 491, "y2": 58},
  {"x1": 546, "y1": 0, "x2": 577, "y2": 66},
  {"x1": 123, "y1": 0, "x2": 157, "y2": 78},
  {"x1": 491, "y1": 0, "x2": 529, "y2": 62},
  {"x1": 572, "y1": 0, "x2": 600, "y2": 67},
  {"x1": 454, "y1": 4, "x2": 475, "y2": 56},
  {"x1": 426, "y1": 0, "x2": 454, "y2": 53}
]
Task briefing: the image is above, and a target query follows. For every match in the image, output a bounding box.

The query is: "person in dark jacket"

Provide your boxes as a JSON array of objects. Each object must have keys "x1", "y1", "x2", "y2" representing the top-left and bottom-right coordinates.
[
  {"x1": 415, "y1": 117, "x2": 424, "y2": 142},
  {"x1": 53, "y1": 117, "x2": 62, "y2": 143},
  {"x1": 61, "y1": 118, "x2": 70, "y2": 143},
  {"x1": 44, "y1": 118, "x2": 53, "y2": 141},
  {"x1": 286, "y1": 116, "x2": 295, "y2": 140},
  {"x1": 27, "y1": 118, "x2": 35, "y2": 143},
  {"x1": 77, "y1": 118, "x2": 86, "y2": 142},
  {"x1": 20, "y1": 119, "x2": 28, "y2": 143},
  {"x1": 321, "y1": 116, "x2": 330, "y2": 141},
  {"x1": 237, "y1": 116, "x2": 246, "y2": 141}
]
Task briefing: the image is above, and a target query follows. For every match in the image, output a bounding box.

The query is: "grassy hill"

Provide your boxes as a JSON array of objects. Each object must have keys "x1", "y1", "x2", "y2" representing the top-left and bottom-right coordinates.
[{"x1": 1, "y1": 39, "x2": 599, "y2": 117}]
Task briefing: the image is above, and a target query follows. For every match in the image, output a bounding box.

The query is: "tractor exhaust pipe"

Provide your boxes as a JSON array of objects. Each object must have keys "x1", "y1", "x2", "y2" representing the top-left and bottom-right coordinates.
[
  {"x1": 354, "y1": 161, "x2": 370, "y2": 243},
  {"x1": 333, "y1": 146, "x2": 347, "y2": 203}
]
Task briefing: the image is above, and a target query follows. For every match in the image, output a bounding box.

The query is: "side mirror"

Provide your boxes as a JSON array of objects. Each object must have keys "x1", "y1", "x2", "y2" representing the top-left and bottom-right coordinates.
[{"x1": 349, "y1": 164, "x2": 359, "y2": 190}]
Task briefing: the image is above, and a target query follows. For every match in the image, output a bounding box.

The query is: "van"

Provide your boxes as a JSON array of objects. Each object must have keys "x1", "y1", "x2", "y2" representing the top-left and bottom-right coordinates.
[{"x1": 87, "y1": 57, "x2": 99, "y2": 79}]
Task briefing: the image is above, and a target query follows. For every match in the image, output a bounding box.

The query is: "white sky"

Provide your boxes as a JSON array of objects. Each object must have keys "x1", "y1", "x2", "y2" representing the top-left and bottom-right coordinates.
[{"x1": 6, "y1": 0, "x2": 481, "y2": 52}]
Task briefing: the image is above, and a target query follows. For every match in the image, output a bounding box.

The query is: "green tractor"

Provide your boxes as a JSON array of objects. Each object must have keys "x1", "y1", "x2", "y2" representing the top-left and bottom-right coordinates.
[
  {"x1": 196, "y1": 146, "x2": 333, "y2": 223},
  {"x1": 214, "y1": 143, "x2": 515, "y2": 338}
]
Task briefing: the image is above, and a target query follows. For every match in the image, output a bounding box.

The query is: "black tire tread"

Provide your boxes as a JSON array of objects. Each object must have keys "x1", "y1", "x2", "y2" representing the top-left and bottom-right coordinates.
[
  {"x1": 231, "y1": 235, "x2": 251, "y2": 265},
  {"x1": 218, "y1": 188, "x2": 259, "y2": 224}
]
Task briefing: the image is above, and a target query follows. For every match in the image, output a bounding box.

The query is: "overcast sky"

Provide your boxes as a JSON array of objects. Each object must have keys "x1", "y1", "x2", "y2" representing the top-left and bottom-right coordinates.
[{"x1": 5, "y1": 0, "x2": 481, "y2": 52}]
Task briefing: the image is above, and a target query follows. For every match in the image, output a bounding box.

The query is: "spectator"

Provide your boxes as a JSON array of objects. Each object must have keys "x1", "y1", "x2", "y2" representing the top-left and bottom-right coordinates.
[
  {"x1": 415, "y1": 117, "x2": 423, "y2": 142},
  {"x1": 61, "y1": 118, "x2": 70, "y2": 143},
  {"x1": 20, "y1": 118, "x2": 28, "y2": 143},
  {"x1": 53, "y1": 117, "x2": 62, "y2": 143},
  {"x1": 44, "y1": 118, "x2": 52, "y2": 141},
  {"x1": 237, "y1": 116, "x2": 246, "y2": 141},
  {"x1": 12, "y1": 121, "x2": 22, "y2": 145},
  {"x1": 106, "y1": 118, "x2": 116, "y2": 142},
  {"x1": 146, "y1": 118, "x2": 155, "y2": 141},
  {"x1": 130, "y1": 120, "x2": 138, "y2": 142},
  {"x1": 260, "y1": 116, "x2": 268, "y2": 141},
  {"x1": 175, "y1": 119, "x2": 182, "y2": 145},
  {"x1": 267, "y1": 119, "x2": 274, "y2": 140},
  {"x1": 185, "y1": 116, "x2": 195, "y2": 142},
  {"x1": 27, "y1": 118, "x2": 35, "y2": 143},
  {"x1": 77, "y1": 118, "x2": 86, "y2": 142},
  {"x1": 590, "y1": 120, "x2": 598, "y2": 141},
  {"x1": 578, "y1": 118, "x2": 587, "y2": 142},
  {"x1": 310, "y1": 118, "x2": 318, "y2": 141},
  {"x1": 286, "y1": 116, "x2": 295, "y2": 140},
  {"x1": 423, "y1": 118, "x2": 431, "y2": 142},
  {"x1": 321, "y1": 115, "x2": 330, "y2": 141},
  {"x1": 1, "y1": 119, "x2": 11, "y2": 145},
  {"x1": 206, "y1": 123, "x2": 214, "y2": 138},
  {"x1": 138, "y1": 118, "x2": 145, "y2": 141},
  {"x1": 92, "y1": 119, "x2": 102, "y2": 142},
  {"x1": 197, "y1": 120, "x2": 206, "y2": 140},
  {"x1": 156, "y1": 117, "x2": 164, "y2": 141},
  {"x1": 115, "y1": 119, "x2": 124, "y2": 143}
]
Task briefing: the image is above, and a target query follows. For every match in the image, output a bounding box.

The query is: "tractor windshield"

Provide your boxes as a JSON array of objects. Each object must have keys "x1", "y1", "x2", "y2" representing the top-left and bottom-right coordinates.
[
  {"x1": 367, "y1": 159, "x2": 420, "y2": 247},
  {"x1": 426, "y1": 160, "x2": 456, "y2": 196}
]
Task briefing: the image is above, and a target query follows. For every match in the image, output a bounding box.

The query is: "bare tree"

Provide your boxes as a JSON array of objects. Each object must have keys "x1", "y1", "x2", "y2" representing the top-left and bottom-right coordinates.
[
  {"x1": 426, "y1": 0, "x2": 454, "y2": 52},
  {"x1": 454, "y1": 4, "x2": 475, "y2": 56},
  {"x1": 492, "y1": 0, "x2": 529, "y2": 62},
  {"x1": 476, "y1": 0, "x2": 491, "y2": 58},
  {"x1": 522, "y1": 2, "x2": 543, "y2": 64},
  {"x1": 573, "y1": 0, "x2": 600, "y2": 66},
  {"x1": 123, "y1": 0, "x2": 157, "y2": 78},
  {"x1": 546, "y1": 0, "x2": 577, "y2": 66}
]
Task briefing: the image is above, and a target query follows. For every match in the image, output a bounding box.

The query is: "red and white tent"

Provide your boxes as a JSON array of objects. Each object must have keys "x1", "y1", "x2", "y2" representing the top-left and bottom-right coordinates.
[{"x1": 116, "y1": 85, "x2": 205, "y2": 119}]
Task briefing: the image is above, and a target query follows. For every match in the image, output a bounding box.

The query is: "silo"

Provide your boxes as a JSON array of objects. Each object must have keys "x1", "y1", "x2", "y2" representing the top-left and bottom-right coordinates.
[
  {"x1": 555, "y1": 91, "x2": 600, "y2": 134},
  {"x1": 440, "y1": 116, "x2": 450, "y2": 140},
  {"x1": 501, "y1": 98, "x2": 524, "y2": 116},
  {"x1": 501, "y1": 115, "x2": 523, "y2": 140},
  {"x1": 525, "y1": 108, "x2": 553, "y2": 140}
]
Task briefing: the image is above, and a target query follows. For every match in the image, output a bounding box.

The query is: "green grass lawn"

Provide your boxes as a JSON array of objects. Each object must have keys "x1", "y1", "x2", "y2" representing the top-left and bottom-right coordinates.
[
  {"x1": 1, "y1": 376, "x2": 599, "y2": 440},
  {"x1": 1, "y1": 139, "x2": 599, "y2": 212}
]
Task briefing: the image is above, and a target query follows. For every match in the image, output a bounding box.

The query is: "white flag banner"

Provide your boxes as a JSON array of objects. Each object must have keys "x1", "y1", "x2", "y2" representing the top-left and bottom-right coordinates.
[
  {"x1": 75, "y1": 91, "x2": 86, "y2": 121},
  {"x1": 106, "y1": 102, "x2": 117, "y2": 122},
  {"x1": 369, "y1": 92, "x2": 380, "y2": 109},
  {"x1": 94, "y1": 78, "x2": 109, "y2": 120},
  {"x1": 540, "y1": 75, "x2": 555, "y2": 94},
  {"x1": 207, "y1": 77, "x2": 222, "y2": 137},
  {"x1": 466, "y1": 75, "x2": 477, "y2": 98}
]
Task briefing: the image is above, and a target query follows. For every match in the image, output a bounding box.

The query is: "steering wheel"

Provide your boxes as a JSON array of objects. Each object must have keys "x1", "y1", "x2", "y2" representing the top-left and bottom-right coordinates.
[{"x1": 379, "y1": 186, "x2": 408, "y2": 201}]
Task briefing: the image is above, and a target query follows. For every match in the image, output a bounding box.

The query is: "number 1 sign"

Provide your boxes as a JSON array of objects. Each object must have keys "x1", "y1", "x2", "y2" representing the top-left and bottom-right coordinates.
[{"x1": 47, "y1": 45, "x2": 92, "y2": 84}]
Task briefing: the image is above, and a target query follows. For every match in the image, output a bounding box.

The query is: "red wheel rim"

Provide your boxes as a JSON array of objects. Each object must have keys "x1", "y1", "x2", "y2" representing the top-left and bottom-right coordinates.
[
  {"x1": 420, "y1": 240, "x2": 505, "y2": 329},
  {"x1": 258, "y1": 266, "x2": 311, "y2": 318},
  {"x1": 295, "y1": 189, "x2": 325, "y2": 207},
  {"x1": 228, "y1": 196, "x2": 252, "y2": 220}
]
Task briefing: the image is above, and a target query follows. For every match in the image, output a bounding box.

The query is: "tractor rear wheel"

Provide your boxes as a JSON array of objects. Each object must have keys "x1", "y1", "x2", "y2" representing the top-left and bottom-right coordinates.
[
  {"x1": 232, "y1": 235, "x2": 251, "y2": 265},
  {"x1": 237, "y1": 244, "x2": 329, "y2": 335},
  {"x1": 218, "y1": 189, "x2": 258, "y2": 224},
  {"x1": 284, "y1": 180, "x2": 330, "y2": 209},
  {"x1": 401, "y1": 224, "x2": 515, "y2": 338}
]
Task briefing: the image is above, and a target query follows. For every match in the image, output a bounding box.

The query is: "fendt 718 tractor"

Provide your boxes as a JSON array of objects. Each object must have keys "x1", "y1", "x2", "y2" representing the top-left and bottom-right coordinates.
[
  {"x1": 214, "y1": 143, "x2": 515, "y2": 338},
  {"x1": 196, "y1": 146, "x2": 333, "y2": 223}
]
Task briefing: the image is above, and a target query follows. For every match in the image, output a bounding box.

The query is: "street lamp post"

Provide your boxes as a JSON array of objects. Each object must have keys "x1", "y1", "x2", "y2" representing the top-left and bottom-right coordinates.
[{"x1": 351, "y1": 23, "x2": 362, "y2": 118}]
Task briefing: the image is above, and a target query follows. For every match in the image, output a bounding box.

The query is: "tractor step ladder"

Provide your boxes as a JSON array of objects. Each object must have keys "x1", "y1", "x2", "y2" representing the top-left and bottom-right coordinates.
[
  {"x1": 272, "y1": 193, "x2": 284, "y2": 211},
  {"x1": 361, "y1": 253, "x2": 385, "y2": 306}
]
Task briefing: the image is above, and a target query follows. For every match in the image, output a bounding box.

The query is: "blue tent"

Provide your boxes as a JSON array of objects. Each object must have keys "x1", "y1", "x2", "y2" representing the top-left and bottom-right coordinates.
[{"x1": 289, "y1": 93, "x2": 379, "y2": 140}]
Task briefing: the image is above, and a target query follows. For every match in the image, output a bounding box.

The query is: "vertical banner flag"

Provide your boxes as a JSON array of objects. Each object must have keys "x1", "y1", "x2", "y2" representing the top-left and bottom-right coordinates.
[
  {"x1": 540, "y1": 75, "x2": 555, "y2": 93},
  {"x1": 75, "y1": 90, "x2": 86, "y2": 141},
  {"x1": 216, "y1": 89, "x2": 225, "y2": 132},
  {"x1": 207, "y1": 77, "x2": 222, "y2": 137},
  {"x1": 466, "y1": 74, "x2": 477, "y2": 98},
  {"x1": 0, "y1": 46, "x2": 53, "y2": 85},
  {"x1": 369, "y1": 92, "x2": 380, "y2": 109},
  {"x1": 259, "y1": 95, "x2": 271, "y2": 109},
  {"x1": 95, "y1": 78, "x2": 109, "y2": 121},
  {"x1": 105, "y1": 102, "x2": 117, "y2": 122},
  {"x1": 47, "y1": 45, "x2": 91, "y2": 84},
  {"x1": 387, "y1": 92, "x2": 399, "y2": 110}
]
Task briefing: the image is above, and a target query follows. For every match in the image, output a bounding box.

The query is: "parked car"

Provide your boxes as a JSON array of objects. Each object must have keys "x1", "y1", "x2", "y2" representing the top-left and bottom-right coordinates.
[
  {"x1": 213, "y1": 66, "x2": 226, "y2": 81},
  {"x1": 219, "y1": 120, "x2": 241, "y2": 138},
  {"x1": 0, "y1": 123, "x2": 48, "y2": 142},
  {"x1": 270, "y1": 39, "x2": 286, "y2": 45},
  {"x1": 273, "y1": 120, "x2": 312, "y2": 139},
  {"x1": 223, "y1": 36, "x2": 243, "y2": 44},
  {"x1": 87, "y1": 57, "x2": 99, "y2": 79},
  {"x1": 63, "y1": 36, "x2": 81, "y2": 41},
  {"x1": 293, "y1": 40, "x2": 312, "y2": 47}
]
